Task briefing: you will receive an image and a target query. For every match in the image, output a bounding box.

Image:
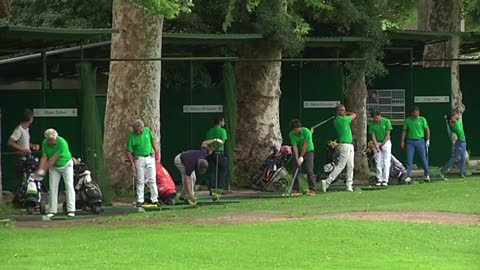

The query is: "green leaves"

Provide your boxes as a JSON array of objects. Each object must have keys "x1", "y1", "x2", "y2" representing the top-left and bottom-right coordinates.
[{"x1": 126, "y1": 0, "x2": 193, "y2": 19}]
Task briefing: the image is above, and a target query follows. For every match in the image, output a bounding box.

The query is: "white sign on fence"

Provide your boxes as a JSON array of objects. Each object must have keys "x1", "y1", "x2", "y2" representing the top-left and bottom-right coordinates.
[
  {"x1": 34, "y1": 108, "x2": 78, "y2": 117},
  {"x1": 414, "y1": 96, "x2": 450, "y2": 103},
  {"x1": 183, "y1": 105, "x2": 223, "y2": 113},
  {"x1": 303, "y1": 101, "x2": 340, "y2": 108}
]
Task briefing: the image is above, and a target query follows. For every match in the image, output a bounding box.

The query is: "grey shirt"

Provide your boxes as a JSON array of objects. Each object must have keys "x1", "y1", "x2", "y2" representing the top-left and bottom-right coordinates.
[{"x1": 10, "y1": 124, "x2": 30, "y2": 151}]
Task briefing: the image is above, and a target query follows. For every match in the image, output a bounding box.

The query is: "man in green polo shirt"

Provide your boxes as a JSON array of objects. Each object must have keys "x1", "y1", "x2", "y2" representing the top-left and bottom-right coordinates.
[
  {"x1": 126, "y1": 119, "x2": 159, "y2": 207},
  {"x1": 289, "y1": 119, "x2": 316, "y2": 196},
  {"x1": 440, "y1": 113, "x2": 467, "y2": 178},
  {"x1": 37, "y1": 128, "x2": 76, "y2": 217},
  {"x1": 369, "y1": 110, "x2": 393, "y2": 186},
  {"x1": 322, "y1": 104, "x2": 357, "y2": 192},
  {"x1": 205, "y1": 116, "x2": 228, "y2": 194},
  {"x1": 401, "y1": 106, "x2": 430, "y2": 181}
]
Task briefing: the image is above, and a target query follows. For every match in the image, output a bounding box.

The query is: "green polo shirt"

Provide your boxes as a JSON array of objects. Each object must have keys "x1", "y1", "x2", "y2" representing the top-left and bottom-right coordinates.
[
  {"x1": 205, "y1": 125, "x2": 228, "y2": 151},
  {"x1": 334, "y1": 116, "x2": 353, "y2": 143},
  {"x1": 403, "y1": 116, "x2": 429, "y2": 139},
  {"x1": 289, "y1": 127, "x2": 314, "y2": 152},
  {"x1": 126, "y1": 127, "x2": 155, "y2": 156},
  {"x1": 369, "y1": 117, "x2": 393, "y2": 142},
  {"x1": 450, "y1": 120, "x2": 466, "y2": 141},
  {"x1": 42, "y1": 136, "x2": 72, "y2": 167}
]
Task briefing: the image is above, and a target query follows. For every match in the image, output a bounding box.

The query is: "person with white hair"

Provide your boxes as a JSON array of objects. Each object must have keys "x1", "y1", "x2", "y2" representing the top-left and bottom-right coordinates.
[
  {"x1": 37, "y1": 128, "x2": 76, "y2": 217},
  {"x1": 126, "y1": 119, "x2": 160, "y2": 207}
]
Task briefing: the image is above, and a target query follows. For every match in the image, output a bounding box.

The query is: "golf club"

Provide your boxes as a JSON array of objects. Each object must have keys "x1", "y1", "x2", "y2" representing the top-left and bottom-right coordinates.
[
  {"x1": 285, "y1": 165, "x2": 301, "y2": 196},
  {"x1": 132, "y1": 174, "x2": 136, "y2": 205},
  {"x1": 444, "y1": 115, "x2": 453, "y2": 141},
  {"x1": 212, "y1": 153, "x2": 220, "y2": 201},
  {"x1": 311, "y1": 116, "x2": 335, "y2": 133}
]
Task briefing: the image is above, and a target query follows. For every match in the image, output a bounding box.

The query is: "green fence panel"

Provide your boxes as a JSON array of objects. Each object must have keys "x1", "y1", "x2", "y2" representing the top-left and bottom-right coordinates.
[
  {"x1": 370, "y1": 67, "x2": 451, "y2": 167},
  {"x1": 460, "y1": 65, "x2": 480, "y2": 158},
  {"x1": 281, "y1": 65, "x2": 344, "y2": 173},
  {"x1": 0, "y1": 89, "x2": 81, "y2": 191}
]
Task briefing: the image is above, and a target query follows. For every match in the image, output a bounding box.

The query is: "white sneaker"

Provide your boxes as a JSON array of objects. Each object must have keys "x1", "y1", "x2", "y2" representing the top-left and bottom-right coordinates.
[
  {"x1": 67, "y1": 212, "x2": 75, "y2": 217},
  {"x1": 321, "y1": 180, "x2": 329, "y2": 193},
  {"x1": 404, "y1": 177, "x2": 412, "y2": 184},
  {"x1": 346, "y1": 185, "x2": 353, "y2": 192},
  {"x1": 381, "y1": 182, "x2": 388, "y2": 186},
  {"x1": 46, "y1": 213, "x2": 55, "y2": 218},
  {"x1": 375, "y1": 181, "x2": 382, "y2": 186},
  {"x1": 425, "y1": 175, "x2": 430, "y2": 182}
]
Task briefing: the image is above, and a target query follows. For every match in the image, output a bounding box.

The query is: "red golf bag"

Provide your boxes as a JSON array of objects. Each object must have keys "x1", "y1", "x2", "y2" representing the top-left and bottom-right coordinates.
[{"x1": 156, "y1": 163, "x2": 177, "y2": 204}]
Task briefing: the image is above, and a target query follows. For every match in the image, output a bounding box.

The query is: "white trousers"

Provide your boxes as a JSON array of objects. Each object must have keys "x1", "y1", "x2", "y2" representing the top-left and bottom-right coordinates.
[
  {"x1": 374, "y1": 140, "x2": 392, "y2": 183},
  {"x1": 327, "y1": 144, "x2": 354, "y2": 186},
  {"x1": 48, "y1": 159, "x2": 75, "y2": 213},
  {"x1": 174, "y1": 154, "x2": 196, "y2": 199},
  {"x1": 135, "y1": 156, "x2": 158, "y2": 203}
]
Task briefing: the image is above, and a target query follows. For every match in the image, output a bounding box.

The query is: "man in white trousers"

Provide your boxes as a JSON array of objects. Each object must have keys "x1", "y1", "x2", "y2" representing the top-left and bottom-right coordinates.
[
  {"x1": 37, "y1": 128, "x2": 76, "y2": 217},
  {"x1": 369, "y1": 110, "x2": 393, "y2": 186},
  {"x1": 322, "y1": 104, "x2": 357, "y2": 192},
  {"x1": 126, "y1": 119, "x2": 159, "y2": 207}
]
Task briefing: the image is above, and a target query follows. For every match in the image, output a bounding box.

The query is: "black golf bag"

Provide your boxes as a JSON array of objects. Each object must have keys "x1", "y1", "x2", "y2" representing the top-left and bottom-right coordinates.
[
  {"x1": 64, "y1": 160, "x2": 103, "y2": 214},
  {"x1": 12, "y1": 155, "x2": 46, "y2": 215},
  {"x1": 316, "y1": 140, "x2": 346, "y2": 182}
]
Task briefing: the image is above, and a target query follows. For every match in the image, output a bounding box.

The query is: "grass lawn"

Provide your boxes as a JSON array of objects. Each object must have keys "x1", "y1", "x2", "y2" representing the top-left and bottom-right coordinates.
[
  {"x1": 1, "y1": 178, "x2": 479, "y2": 269},
  {"x1": 100, "y1": 177, "x2": 480, "y2": 222},
  {"x1": 1, "y1": 219, "x2": 479, "y2": 269}
]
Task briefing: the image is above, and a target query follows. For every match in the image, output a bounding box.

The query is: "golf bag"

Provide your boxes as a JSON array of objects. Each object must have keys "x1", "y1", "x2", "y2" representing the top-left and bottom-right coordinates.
[
  {"x1": 67, "y1": 159, "x2": 103, "y2": 214},
  {"x1": 251, "y1": 145, "x2": 292, "y2": 192},
  {"x1": 155, "y1": 163, "x2": 176, "y2": 205},
  {"x1": 316, "y1": 140, "x2": 346, "y2": 182},
  {"x1": 12, "y1": 155, "x2": 46, "y2": 215}
]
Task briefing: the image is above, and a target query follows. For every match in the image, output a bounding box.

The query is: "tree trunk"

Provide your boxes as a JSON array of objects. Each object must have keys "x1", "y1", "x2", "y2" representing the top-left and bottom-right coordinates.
[
  {"x1": 104, "y1": 0, "x2": 163, "y2": 190},
  {"x1": 234, "y1": 41, "x2": 283, "y2": 184},
  {"x1": 344, "y1": 75, "x2": 369, "y2": 175},
  {"x1": 417, "y1": 0, "x2": 464, "y2": 113},
  {"x1": 0, "y1": 0, "x2": 11, "y2": 19}
]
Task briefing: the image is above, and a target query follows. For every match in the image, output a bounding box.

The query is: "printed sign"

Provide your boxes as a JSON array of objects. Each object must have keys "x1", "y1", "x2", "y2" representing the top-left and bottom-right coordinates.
[
  {"x1": 303, "y1": 101, "x2": 340, "y2": 108},
  {"x1": 34, "y1": 108, "x2": 78, "y2": 117},
  {"x1": 414, "y1": 96, "x2": 450, "y2": 103},
  {"x1": 183, "y1": 105, "x2": 223, "y2": 113},
  {"x1": 367, "y1": 89, "x2": 405, "y2": 125}
]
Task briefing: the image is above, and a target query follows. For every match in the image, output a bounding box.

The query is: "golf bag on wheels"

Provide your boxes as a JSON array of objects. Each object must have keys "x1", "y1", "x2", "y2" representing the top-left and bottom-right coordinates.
[
  {"x1": 316, "y1": 140, "x2": 346, "y2": 182},
  {"x1": 12, "y1": 155, "x2": 46, "y2": 215},
  {"x1": 251, "y1": 145, "x2": 292, "y2": 192},
  {"x1": 64, "y1": 159, "x2": 103, "y2": 214}
]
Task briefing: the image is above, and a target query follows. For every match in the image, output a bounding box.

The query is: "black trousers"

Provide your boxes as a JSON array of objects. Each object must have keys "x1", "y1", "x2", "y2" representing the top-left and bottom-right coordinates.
[
  {"x1": 292, "y1": 151, "x2": 316, "y2": 191},
  {"x1": 207, "y1": 152, "x2": 227, "y2": 190}
]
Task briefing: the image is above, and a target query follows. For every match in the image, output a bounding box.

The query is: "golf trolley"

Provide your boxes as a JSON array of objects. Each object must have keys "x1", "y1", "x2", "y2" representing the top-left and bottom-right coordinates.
[{"x1": 12, "y1": 155, "x2": 46, "y2": 215}]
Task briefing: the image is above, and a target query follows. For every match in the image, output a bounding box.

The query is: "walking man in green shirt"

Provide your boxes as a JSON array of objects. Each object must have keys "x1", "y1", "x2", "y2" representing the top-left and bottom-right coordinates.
[
  {"x1": 440, "y1": 113, "x2": 467, "y2": 178},
  {"x1": 289, "y1": 119, "x2": 316, "y2": 196},
  {"x1": 322, "y1": 104, "x2": 357, "y2": 192},
  {"x1": 126, "y1": 119, "x2": 159, "y2": 207},
  {"x1": 401, "y1": 106, "x2": 430, "y2": 181},
  {"x1": 37, "y1": 128, "x2": 76, "y2": 217},
  {"x1": 369, "y1": 110, "x2": 393, "y2": 186},
  {"x1": 205, "y1": 116, "x2": 228, "y2": 194}
]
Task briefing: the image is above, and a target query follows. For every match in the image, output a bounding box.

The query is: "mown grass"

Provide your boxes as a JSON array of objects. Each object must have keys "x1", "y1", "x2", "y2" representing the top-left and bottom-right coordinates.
[
  {"x1": 1, "y1": 218, "x2": 479, "y2": 270},
  {"x1": 98, "y1": 177, "x2": 480, "y2": 222}
]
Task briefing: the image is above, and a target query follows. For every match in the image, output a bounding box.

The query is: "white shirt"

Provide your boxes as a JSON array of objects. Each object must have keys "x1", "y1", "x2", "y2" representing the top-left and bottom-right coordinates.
[{"x1": 10, "y1": 124, "x2": 30, "y2": 151}]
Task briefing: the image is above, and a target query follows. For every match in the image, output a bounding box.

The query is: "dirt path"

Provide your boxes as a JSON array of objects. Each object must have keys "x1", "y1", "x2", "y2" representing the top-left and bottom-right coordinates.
[{"x1": 12, "y1": 211, "x2": 480, "y2": 229}]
